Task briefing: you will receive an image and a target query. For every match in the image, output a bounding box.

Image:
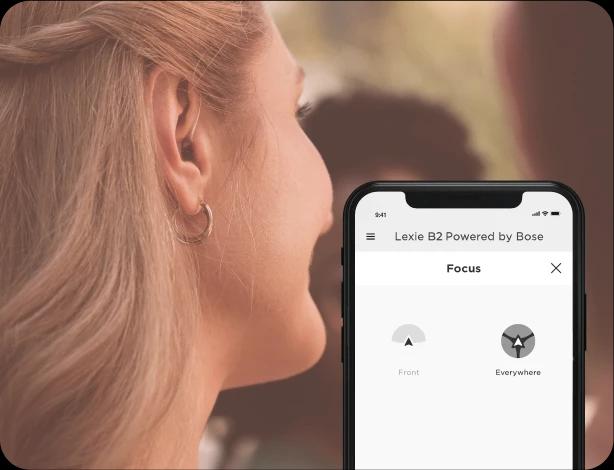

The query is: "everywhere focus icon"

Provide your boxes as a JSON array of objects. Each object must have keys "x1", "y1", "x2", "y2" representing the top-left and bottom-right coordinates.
[{"x1": 501, "y1": 324, "x2": 535, "y2": 358}]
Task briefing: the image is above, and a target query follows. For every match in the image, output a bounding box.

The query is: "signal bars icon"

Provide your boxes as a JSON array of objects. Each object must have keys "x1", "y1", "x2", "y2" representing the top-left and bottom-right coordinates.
[{"x1": 531, "y1": 210, "x2": 549, "y2": 216}]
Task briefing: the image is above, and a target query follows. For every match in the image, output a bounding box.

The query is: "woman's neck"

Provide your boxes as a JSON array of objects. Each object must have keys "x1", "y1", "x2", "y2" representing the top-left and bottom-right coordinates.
[{"x1": 132, "y1": 315, "x2": 235, "y2": 469}]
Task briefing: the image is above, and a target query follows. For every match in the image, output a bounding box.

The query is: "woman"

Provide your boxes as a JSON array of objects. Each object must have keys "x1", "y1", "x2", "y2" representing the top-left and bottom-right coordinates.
[{"x1": 0, "y1": 2, "x2": 333, "y2": 468}]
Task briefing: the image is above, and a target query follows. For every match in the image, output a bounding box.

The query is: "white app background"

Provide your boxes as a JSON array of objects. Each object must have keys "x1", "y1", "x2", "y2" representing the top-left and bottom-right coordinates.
[{"x1": 353, "y1": 191, "x2": 574, "y2": 469}]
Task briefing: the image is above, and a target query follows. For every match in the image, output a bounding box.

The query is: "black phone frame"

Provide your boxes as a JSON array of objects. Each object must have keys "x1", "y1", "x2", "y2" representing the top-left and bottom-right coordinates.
[{"x1": 342, "y1": 181, "x2": 585, "y2": 470}]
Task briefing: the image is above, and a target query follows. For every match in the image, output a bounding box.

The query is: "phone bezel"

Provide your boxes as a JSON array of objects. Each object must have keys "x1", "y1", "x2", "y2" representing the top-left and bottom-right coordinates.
[{"x1": 342, "y1": 181, "x2": 585, "y2": 469}]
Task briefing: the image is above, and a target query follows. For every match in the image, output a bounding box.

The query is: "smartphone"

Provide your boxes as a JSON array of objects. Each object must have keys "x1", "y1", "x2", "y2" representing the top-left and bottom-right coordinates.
[{"x1": 342, "y1": 181, "x2": 585, "y2": 470}]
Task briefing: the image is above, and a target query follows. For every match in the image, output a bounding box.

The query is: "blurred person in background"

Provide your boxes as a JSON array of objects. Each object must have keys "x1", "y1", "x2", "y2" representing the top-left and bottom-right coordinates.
[
  {"x1": 0, "y1": 2, "x2": 333, "y2": 468},
  {"x1": 212, "y1": 90, "x2": 483, "y2": 468},
  {"x1": 494, "y1": 2, "x2": 613, "y2": 467}
]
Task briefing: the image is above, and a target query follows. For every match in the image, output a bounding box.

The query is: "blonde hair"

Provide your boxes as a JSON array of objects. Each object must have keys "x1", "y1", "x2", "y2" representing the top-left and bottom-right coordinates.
[{"x1": 0, "y1": 1, "x2": 265, "y2": 468}]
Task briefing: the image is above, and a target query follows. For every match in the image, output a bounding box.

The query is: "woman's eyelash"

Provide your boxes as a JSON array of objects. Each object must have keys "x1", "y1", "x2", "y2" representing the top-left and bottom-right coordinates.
[{"x1": 295, "y1": 101, "x2": 312, "y2": 120}]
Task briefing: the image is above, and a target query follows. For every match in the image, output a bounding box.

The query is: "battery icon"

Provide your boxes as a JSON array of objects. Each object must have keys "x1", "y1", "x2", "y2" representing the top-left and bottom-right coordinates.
[{"x1": 551, "y1": 211, "x2": 560, "y2": 216}]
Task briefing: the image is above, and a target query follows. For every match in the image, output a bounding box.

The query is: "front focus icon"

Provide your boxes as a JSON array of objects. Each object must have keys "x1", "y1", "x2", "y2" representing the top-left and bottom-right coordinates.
[
  {"x1": 501, "y1": 324, "x2": 535, "y2": 358},
  {"x1": 392, "y1": 324, "x2": 426, "y2": 346}
]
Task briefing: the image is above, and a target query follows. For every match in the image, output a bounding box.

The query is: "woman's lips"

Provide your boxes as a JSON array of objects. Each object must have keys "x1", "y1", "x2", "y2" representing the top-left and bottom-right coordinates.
[{"x1": 320, "y1": 209, "x2": 334, "y2": 235}]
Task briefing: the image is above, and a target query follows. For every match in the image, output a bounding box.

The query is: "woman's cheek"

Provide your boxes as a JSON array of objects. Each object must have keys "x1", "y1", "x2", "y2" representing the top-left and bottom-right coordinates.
[{"x1": 250, "y1": 125, "x2": 332, "y2": 286}]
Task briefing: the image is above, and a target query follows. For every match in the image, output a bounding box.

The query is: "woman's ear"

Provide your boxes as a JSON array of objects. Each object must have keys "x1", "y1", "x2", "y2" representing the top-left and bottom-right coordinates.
[{"x1": 146, "y1": 67, "x2": 211, "y2": 215}]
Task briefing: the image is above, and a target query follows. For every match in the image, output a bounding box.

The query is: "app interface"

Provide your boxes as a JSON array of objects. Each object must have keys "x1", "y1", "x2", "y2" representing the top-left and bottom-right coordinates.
[{"x1": 353, "y1": 191, "x2": 574, "y2": 469}]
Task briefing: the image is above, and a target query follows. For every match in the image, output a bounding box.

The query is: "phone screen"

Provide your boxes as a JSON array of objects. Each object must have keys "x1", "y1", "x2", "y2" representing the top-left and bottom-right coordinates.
[{"x1": 351, "y1": 190, "x2": 577, "y2": 469}]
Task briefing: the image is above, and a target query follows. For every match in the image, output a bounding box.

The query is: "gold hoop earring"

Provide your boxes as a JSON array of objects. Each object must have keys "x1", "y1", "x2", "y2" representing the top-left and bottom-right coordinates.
[{"x1": 172, "y1": 201, "x2": 213, "y2": 245}]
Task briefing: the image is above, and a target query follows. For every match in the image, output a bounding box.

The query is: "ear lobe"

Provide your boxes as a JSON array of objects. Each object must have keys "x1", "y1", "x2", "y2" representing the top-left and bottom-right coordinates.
[
  {"x1": 147, "y1": 67, "x2": 209, "y2": 216},
  {"x1": 163, "y1": 164, "x2": 203, "y2": 215}
]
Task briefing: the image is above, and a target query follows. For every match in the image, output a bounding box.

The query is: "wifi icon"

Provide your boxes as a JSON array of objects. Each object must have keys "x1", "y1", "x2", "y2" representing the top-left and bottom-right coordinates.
[{"x1": 542, "y1": 210, "x2": 549, "y2": 216}]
